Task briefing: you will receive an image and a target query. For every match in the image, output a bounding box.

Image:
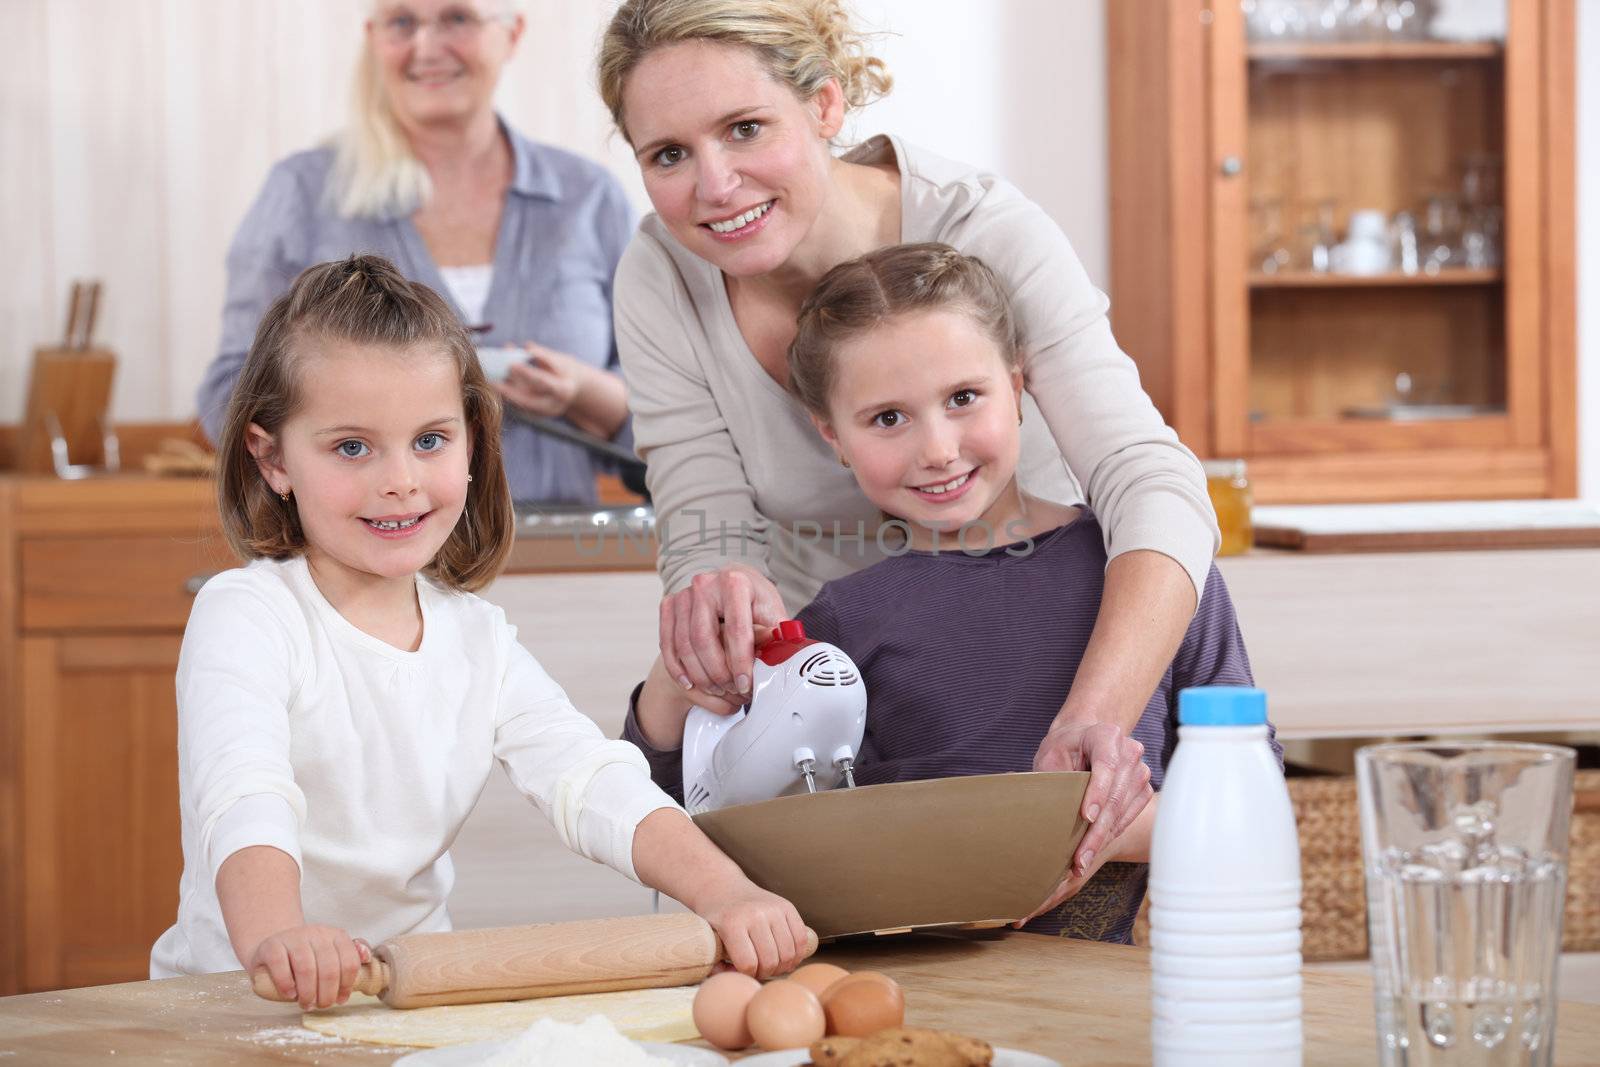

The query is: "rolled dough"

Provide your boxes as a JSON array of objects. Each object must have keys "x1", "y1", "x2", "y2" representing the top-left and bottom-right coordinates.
[{"x1": 301, "y1": 986, "x2": 699, "y2": 1048}]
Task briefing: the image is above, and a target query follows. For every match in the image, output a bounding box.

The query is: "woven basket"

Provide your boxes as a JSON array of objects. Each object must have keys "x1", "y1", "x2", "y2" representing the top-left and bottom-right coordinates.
[
  {"x1": 1568, "y1": 769, "x2": 1600, "y2": 952},
  {"x1": 1133, "y1": 768, "x2": 1600, "y2": 960}
]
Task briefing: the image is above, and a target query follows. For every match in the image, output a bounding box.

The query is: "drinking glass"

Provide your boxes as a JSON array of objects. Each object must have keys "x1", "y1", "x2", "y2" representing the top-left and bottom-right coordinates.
[
  {"x1": 1251, "y1": 196, "x2": 1293, "y2": 274},
  {"x1": 1202, "y1": 459, "x2": 1253, "y2": 556},
  {"x1": 1422, "y1": 195, "x2": 1462, "y2": 274},
  {"x1": 1357, "y1": 742, "x2": 1575, "y2": 1066}
]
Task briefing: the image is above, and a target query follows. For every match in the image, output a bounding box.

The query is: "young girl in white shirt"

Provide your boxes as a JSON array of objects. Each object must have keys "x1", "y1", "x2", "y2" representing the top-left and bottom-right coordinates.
[{"x1": 150, "y1": 254, "x2": 811, "y2": 1008}]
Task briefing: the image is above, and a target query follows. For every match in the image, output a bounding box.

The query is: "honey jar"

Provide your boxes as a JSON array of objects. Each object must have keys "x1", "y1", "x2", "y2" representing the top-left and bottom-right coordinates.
[{"x1": 1203, "y1": 459, "x2": 1253, "y2": 556}]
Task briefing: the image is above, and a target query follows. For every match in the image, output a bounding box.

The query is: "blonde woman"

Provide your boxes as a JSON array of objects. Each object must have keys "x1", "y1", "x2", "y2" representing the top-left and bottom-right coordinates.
[
  {"x1": 198, "y1": 0, "x2": 634, "y2": 504},
  {"x1": 598, "y1": 0, "x2": 1221, "y2": 878}
]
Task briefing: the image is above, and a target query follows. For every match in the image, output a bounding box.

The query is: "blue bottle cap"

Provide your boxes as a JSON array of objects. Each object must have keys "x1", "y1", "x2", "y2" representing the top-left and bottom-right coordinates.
[{"x1": 1178, "y1": 686, "x2": 1267, "y2": 725}]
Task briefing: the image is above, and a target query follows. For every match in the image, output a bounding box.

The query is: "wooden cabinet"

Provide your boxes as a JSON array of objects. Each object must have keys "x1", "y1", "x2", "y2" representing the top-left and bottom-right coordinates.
[
  {"x1": 0, "y1": 477, "x2": 232, "y2": 994},
  {"x1": 1108, "y1": 0, "x2": 1575, "y2": 502}
]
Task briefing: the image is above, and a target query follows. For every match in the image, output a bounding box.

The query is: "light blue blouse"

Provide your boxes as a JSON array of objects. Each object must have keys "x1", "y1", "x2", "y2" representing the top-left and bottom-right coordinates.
[{"x1": 196, "y1": 119, "x2": 636, "y2": 504}]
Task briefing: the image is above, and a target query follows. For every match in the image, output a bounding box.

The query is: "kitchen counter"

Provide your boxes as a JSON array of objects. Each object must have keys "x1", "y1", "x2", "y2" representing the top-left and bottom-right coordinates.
[
  {"x1": 6, "y1": 933, "x2": 1598, "y2": 1064},
  {"x1": 1216, "y1": 546, "x2": 1600, "y2": 739},
  {"x1": 484, "y1": 543, "x2": 1600, "y2": 743},
  {"x1": 497, "y1": 504, "x2": 1600, "y2": 741}
]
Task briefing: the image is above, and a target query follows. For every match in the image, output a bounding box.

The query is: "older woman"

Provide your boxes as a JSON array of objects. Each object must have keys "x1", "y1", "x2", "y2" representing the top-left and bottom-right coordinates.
[
  {"x1": 197, "y1": 0, "x2": 633, "y2": 504},
  {"x1": 598, "y1": 0, "x2": 1221, "y2": 879}
]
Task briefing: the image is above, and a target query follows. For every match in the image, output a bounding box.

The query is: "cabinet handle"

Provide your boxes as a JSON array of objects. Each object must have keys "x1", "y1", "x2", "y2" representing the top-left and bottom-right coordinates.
[
  {"x1": 184, "y1": 573, "x2": 217, "y2": 596},
  {"x1": 1219, "y1": 155, "x2": 1243, "y2": 177}
]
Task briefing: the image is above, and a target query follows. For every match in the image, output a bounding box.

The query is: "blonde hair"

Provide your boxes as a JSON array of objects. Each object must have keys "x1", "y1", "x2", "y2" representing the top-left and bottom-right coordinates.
[
  {"x1": 329, "y1": 42, "x2": 434, "y2": 220},
  {"x1": 330, "y1": 1, "x2": 519, "y2": 218},
  {"x1": 787, "y1": 243, "x2": 1022, "y2": 418},
  {"x1": 217, "y1": 254, "x2": 515, "y2": 592},
  {"x1": 597, "y1": 0, "x2": 893, "y2": 141}
]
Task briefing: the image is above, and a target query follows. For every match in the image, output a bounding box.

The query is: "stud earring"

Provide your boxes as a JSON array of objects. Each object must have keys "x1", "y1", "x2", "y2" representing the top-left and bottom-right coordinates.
[
  {"x1": 279, "y1": 488, "x2": 290, "y2": 503},
  {"x1": 839, "y1": 456, "x2": 850, "y2": 469},
  {"x1": 466, "y1": 473, "x2": 474, "y2": 483}
]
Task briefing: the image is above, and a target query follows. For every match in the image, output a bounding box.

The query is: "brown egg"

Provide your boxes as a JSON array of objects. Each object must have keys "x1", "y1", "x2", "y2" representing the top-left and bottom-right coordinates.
[
  {"x1": 691, "y1": 971, "x2": 761, "y2": 1050},
  {"x1": 821, "y1": 971, "x2": 906, "y2": 1037},
  {"x1": 745, "y1": 978, "x2": 827, "y2": 1051},
  {"x1": 789, "y1": 962, "x2": 851, "y2": 999}
]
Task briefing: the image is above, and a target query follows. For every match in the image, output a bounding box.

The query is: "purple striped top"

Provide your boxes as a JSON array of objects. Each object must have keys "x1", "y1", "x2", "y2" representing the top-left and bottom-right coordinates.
[{"x1": 623, "y1": 510, "x2": 1272, "y2": 942}]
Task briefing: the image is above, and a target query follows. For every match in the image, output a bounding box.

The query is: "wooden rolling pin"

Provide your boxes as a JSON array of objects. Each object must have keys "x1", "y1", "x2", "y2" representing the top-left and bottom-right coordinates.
[{"x1": 250, "y1": 913, "x2": 817, "y2": 1009}]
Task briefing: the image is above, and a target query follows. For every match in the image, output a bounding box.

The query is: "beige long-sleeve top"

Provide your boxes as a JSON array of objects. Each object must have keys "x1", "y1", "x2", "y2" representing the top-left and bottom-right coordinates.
[{"x1": 615, "y1": 133, "x2": 1217, "y2": 613}]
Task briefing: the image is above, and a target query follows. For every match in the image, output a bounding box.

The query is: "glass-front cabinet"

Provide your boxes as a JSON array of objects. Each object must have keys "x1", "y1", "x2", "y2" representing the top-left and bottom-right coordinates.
[{"x1": 1108, "y1": 0, "x2": 1574, "y2": 503}]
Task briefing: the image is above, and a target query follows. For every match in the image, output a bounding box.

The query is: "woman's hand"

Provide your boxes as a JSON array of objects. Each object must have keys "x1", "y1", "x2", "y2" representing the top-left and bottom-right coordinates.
[
  {"x1": 660, "y1": 563, "x2": 787, "y2": 707},
  {"x1": 695, "y1": 878, "x2": 814, "y2": 979},
  {"x1": 249, "y1": 925, "x2": 372, "y2": 1010},
  {"x1": 496, "y1": 343, "x2": 586, "y2": 419},
  {"x1": 495, "y1": 343, "x2": 631, "y2": 440},
  {"x1": 1033, "y1": 721, "x2": 1153, "y2": 879}
]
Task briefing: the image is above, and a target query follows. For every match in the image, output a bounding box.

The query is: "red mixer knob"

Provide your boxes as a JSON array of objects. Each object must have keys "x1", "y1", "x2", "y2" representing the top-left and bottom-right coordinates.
[{"x1": 775, "y1": 619, "x2": 805, "y2": 641}]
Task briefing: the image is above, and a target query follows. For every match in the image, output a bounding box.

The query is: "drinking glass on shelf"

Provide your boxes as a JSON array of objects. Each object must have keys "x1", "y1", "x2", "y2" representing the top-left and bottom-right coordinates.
[
  {"x1": 1392, "y1": 370, "x2": 1416, "y2": 407},
  {"x1": 1295, "y1": 224, "x2": 1330, "y2": 272},
  {"x1": 1393, "y1": 211, "x2": 1421, "y2": 274},
  {"x1": 1251, "y1": 196, "x2": 1293, "y2": 274},
  {"x1": 1461, "y1": 153, "x2": 1503, "y2": 209},
  {"x1": 1379, "y1": 0, "x2": 1428, "y2": 38},
  {"x1": 1293, "y1": 198, "x2": 1338, "y2": 272},
  {"x1": 1313, "y1": 0, "x2": 1351, "y2": 37},
  {"x1": 1466, "y1": 204, "x2": 1503, "y2": 269},
  {"x1": 1460, "y1": 207, "x2": 1501, "y2": 269},
  {"x1": 1456, "y1": 154, "x2": 1503, "y2": 270},
  {"x1": 1344, "y1": 0, "x2": 1385, "y2": 39},
  {"x1": 1422, "y1": 194, "x2": 1461, "y2": 274},
  {"x1": 1244, "y1": 0, "x2": 1316, "y2": 41}
]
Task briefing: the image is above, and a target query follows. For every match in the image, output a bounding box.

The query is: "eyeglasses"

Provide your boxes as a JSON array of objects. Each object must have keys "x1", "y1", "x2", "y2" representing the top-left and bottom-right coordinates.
[{"x1": 376, "y1": 6, "x2": 511, "y2": 45}]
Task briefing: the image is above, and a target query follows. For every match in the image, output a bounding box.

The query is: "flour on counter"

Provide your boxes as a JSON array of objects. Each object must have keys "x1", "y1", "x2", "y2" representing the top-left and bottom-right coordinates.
[
  {"x1": 302, "y1": 986, "x2": 698, "y2": 1048},
  {"x1": 480, "y1": 1016, "x2": 671, "y2": 1066},
  {"x1": 242, "y1": 1026, "x2": 361, "y2": 1048}
]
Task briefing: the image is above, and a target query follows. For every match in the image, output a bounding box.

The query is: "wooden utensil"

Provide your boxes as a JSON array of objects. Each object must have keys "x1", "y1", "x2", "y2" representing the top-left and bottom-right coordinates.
[
  {"x1": 76, "y1": 281, "x2": 101, "y2": 350},
  {"x1": 249, "y1": 913, "x2": 818, "y2": 1009},
  {"x1": 18, "y1": 279, "x2": 116, "y2": 475}
]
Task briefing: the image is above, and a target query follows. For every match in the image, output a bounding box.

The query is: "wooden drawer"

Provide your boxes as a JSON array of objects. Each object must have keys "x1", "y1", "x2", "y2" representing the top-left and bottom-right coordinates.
[{"x1": 20, "y1": 534, "x2": 236, "y2": 632}]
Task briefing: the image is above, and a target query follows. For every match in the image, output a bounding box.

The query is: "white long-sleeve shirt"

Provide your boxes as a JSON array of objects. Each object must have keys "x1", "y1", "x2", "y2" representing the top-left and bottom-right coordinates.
[{"x1": 150, "y1": 557, "x2": 678, "y2": 977}]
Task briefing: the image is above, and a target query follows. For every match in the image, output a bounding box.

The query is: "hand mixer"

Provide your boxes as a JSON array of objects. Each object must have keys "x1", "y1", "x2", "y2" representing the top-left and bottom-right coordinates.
[{"x1": 680, "y1": 619, "x2": 867, "y2": 814}]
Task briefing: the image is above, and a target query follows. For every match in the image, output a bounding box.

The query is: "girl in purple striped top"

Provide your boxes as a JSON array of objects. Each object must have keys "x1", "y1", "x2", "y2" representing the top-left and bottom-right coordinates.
[{"x1": 624, "y1": 244, "x2": 1270, "y2": 942}]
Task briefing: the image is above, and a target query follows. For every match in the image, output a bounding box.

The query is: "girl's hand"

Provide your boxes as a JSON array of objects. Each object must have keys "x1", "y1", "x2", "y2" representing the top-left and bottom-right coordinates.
[
  {"x1": 496, "y1": 343, "x2": 589, "y2": 419},
  {"x1": 1014, "y1": 848, "x2": 1115, "y2": 927},
  {"x1": 1015, "y1": 792, "x2": 1160, "y2": 928},
  {"x1": 636, "y1": 656, "x2": 741, "y2": 750},
  {"x1": 249, "y1": 925, "x2": 372, "y2": 1010},
  {"x1": 696, "y1": 878, "x2": 814, "y2": 979},
  {"x1": 660, "y1": 564, "x2": 786, "y2": 706},
  {"x1": 1033, "y1": 721, "x2": 1153, "y2": 878}
]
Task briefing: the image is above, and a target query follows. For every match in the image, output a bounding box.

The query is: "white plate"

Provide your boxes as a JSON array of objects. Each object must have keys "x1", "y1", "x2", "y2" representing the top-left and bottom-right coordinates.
[
  {"x1": 393, "y1": 1039, "x2": 727, "y2": 1065},
  {"x1": 474, "y1": 345, "x2": 524, "y2": 384},
  {"x1": 736, "y1": 1047, "x2": 1059, "y2": 1067}
]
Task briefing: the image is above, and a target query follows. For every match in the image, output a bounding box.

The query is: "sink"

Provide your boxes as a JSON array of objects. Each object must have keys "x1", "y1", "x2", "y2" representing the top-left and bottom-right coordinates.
[{"x1": 513, "y1": 503, "x2": 655, "y2": 540}]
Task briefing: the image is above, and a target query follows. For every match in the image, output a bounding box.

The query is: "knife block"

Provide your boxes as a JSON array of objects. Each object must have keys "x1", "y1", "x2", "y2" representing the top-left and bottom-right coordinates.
[{"x1": 16, "y1": 346, "x2": 117, "y2": 474}]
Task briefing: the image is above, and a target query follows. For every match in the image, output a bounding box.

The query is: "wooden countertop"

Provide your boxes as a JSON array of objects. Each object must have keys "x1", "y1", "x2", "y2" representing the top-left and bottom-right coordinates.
[{"x1": 4, "y1": 934, "x2": 1599, "y2": 1064}]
